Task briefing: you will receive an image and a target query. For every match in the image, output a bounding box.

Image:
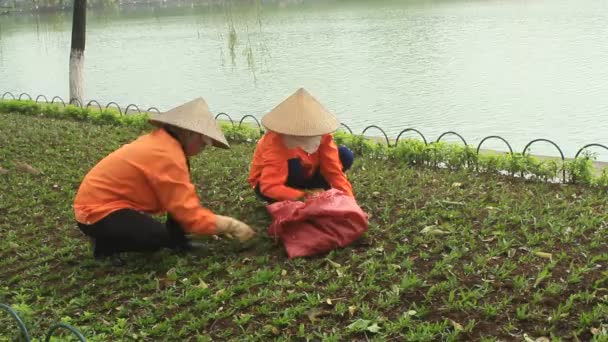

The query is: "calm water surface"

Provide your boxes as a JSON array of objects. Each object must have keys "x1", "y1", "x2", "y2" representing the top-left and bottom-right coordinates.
[{"x1": 1, "y1": 0, "x2": 607, "y2": 159}]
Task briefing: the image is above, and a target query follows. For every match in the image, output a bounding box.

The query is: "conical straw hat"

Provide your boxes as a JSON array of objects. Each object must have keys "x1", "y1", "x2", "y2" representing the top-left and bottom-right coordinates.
[
  {"x1": 261, "y1": 88, "x2": 340, "y2": 136},
  {"x1": 149, "y1": 97, "x2": 229, "y2": 149}
]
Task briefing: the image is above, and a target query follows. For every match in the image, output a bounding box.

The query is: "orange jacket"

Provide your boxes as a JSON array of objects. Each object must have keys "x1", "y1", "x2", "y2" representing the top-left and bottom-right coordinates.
[
  {"x1": 248, "y1": 132, "x2": 354, "y2": 201},
  {"x1": 73, "y1": 128, "x2": 217, "y2": 235}
]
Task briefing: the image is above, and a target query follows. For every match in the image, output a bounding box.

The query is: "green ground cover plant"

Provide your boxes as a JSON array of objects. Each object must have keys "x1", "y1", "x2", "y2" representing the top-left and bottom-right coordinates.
[{"x1": 1, "y1": 105, "x2": 607, "y2": 341}]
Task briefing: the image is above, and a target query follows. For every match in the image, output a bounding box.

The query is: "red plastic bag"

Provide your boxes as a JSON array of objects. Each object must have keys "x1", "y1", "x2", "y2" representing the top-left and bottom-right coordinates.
[{"x1": 267, "y1": 189, "x2": 369, "y2": 259}]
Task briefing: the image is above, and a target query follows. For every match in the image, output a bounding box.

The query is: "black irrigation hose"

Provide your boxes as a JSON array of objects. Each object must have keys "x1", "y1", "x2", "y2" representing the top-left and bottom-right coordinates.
[
  {"x1": 1, "y1": 303, "x2": 87, "y2": 341},
  {"x1": 45, "y1": 323, "x2": 87, "y2": 342},
  {"x1": 0, "y1": 303, "x2": 31, "y2": 341}
]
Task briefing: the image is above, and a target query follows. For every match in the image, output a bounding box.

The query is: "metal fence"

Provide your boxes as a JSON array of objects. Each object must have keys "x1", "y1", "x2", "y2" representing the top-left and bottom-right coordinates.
[{"x1": 3, "y1": 91, "x2": 608, "y2": 181}]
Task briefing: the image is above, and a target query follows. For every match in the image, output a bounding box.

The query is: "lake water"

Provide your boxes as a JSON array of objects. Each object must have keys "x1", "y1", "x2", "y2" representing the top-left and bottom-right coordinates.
[{"x1": 1, "y1": 0, "x2": 608, "y2": 159}]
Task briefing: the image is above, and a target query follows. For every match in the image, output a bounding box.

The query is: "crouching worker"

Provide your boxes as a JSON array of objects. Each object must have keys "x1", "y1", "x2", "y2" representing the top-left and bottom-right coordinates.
[
  {"x1": 248, "y1": 88, "x2": 355, "y2": 203},
  {"x1": 73, "y1": 97, "x2": 255, "y2": 260}
]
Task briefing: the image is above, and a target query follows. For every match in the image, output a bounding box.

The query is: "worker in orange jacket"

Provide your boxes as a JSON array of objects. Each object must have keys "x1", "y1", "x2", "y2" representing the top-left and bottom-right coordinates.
[
  {"x1": 73, "y1": 98, "x2": 255, "y2": 261},
  {"x1": 248, "y1": 88, "x2": 355, "y2": 203}
]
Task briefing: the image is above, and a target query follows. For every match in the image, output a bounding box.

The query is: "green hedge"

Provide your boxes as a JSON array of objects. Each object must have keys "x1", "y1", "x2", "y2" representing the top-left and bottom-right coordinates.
[
  {"x1": 2, "y1": 99, "x2": 606, "y2": 186},
  {"x1": 332, "y1": 131, "x2": 608, "y2": 186}
]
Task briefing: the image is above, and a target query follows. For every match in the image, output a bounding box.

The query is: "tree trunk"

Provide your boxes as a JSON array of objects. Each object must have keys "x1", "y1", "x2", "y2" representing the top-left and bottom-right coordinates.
[{"x1": 69, "y1": 0, "x2": 86, "y2": 105}]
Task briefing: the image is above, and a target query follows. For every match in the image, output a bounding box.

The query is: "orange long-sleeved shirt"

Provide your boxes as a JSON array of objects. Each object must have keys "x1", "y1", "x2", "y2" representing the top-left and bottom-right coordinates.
[
  {"x1": 73, "y1": 128, "x2": 217, "y2": 235},
  {"x1": 247, "y1": 132, "x2": 354, "y2": 201}
]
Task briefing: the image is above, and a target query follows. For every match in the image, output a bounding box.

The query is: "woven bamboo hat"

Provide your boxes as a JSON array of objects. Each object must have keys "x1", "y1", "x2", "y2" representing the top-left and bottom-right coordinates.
[
  {"x1": 149, "y1": 97, "x2": 229, "y2": 149},
  {"x1": 261, "y1": 88, "x2": 340, "y2": 136}
]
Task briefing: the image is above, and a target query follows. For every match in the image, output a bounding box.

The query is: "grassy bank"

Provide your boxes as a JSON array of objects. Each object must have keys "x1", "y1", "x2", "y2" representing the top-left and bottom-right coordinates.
[{"x1": 1, "y1": 112, "x2": 608, "y2": 341}]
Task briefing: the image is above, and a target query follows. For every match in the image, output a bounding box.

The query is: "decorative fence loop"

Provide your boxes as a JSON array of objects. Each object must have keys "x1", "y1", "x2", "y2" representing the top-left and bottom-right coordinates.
[
  {"x1": 2, "y1": 92, "x2": 607, "y2": 185},
  {"x1": 45, "y1": 323, "x2": 86, "y2": 342},
  {"x1": 19, "y1": 93, "x2": 33, "y2": 101},
  {"x1": 35, "y1": 95, "x2": 49, "y2": 103},
  {"x1": 238, "y1": 114, "x2": 263, "y2": 133},
  {"x1": 2, "y1": 91, "x2": 16, "y2": 100},
  {"x1": 476, "y1": 135, "x2": 514, "y2": 155},
  {"x1": 0, "y1": 303, "x2": 32, "y2": 341},
  {"x1": 436, "y1": 131, "x2": 468, "y2": 146},
  {"x1": 51, "y1": 96, "x2": 66, "y2": 106},
  {"x1": 69, "y1": 98, "x2": 83, "y2": 107},
  {"x1": 85, "y1": 100, "x2": 103, "y2": 112},
  {"x1": 395, "y1": 128, "x2": 428, "y2": 145},
  {"x1": 105, "y1": 102, "x2": 123, "y2": 115},
  {"x1": 574, "y1": 143, "x2": 608, "y2": 160},
  {"x1": 339, "y1": 123, "x2": 353, "y2": 135},
  {"x1": 215, "y1": 112, "x2": 235, "y2": 127},
  {"x1": 522, "y1": 138, "x2": 566, "y2": 183},
  {"x1": 361, "y1": 125, "x2": 391, "y2": 146},
  {"x1": 124, "y1": 104, "x2": 141, "y2": 114}
]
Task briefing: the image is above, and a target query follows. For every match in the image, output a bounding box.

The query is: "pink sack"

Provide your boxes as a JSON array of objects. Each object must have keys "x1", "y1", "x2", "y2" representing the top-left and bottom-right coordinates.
[{"x1": 267, "y1": 189, "x2": 369, "y2": 259}]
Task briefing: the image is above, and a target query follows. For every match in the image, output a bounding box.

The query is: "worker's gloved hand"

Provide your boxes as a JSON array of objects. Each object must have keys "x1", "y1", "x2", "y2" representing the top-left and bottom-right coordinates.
[
  {"x1": 305, "y1": 188, "x2": 326, "y2": 197},
  {"x1": 296, "y1": 188, "x2": 326, "y2": 202},
  {"x1": 215, "y1": 215, "x2": 255, "y2": 242}
]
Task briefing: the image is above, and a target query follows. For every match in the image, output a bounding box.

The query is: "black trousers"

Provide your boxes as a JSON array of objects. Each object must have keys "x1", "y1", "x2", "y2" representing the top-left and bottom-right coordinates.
[{"x1": 77, "y1": 209, "x2": 188, "y2": 256}]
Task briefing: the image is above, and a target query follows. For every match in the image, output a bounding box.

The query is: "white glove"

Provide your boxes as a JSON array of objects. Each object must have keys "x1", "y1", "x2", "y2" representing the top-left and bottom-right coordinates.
[{"x1": 215, "y1": 215, "x2": 255, "y2": 242}]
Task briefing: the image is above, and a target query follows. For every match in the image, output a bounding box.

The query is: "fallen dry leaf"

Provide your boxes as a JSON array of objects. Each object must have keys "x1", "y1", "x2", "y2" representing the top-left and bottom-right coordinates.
[
  {"x1": 449, "y1": 319, "x2": 463, "y2": 331},
  {"x1": 534, "y1": 251, "x2": 553, "y2": 259},
  {"x1": 523, "y1": 333, "x2": 551, "y2": 342},
  {"x1": 348, "y1": 305, "x2": 357, "y2": 317},
  {"x1": 523, "y1": 333, "x2": 535, "y2": 342},
  {"x1": 196, "y1": 279, "x2": 208, "y2": 289},
  {"x1": 421, "y1": 226, "x2": 451, "y2": 235},
  {"x1": 482, "y1": 236, "x2": 497, "y2": 242},
  {"x1": 165, "y1": 268, "x2": 177, "y2": 282},
  {"x1": 306, "y1": 308, "x2": 330, "y2": 323},
  {"x1": 325, "y1": 258, "x2": 342, "y2": 268},
  {"x1": 15, "y1": 162, "x2": 42, "y2": 175}
]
